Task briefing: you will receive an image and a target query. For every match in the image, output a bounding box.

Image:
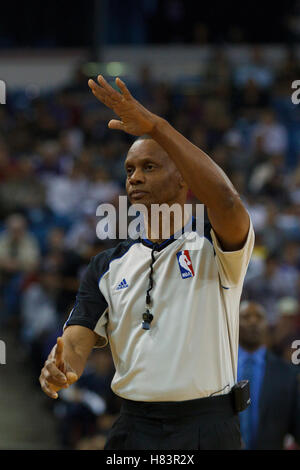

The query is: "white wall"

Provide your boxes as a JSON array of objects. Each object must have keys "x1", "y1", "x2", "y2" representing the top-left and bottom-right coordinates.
[
  {"x1": 0, "y1": 49, "x2": 87, "y2": 92},
  {"x1": 0, "y1": 45, "x2": 298, "y2": 92}
]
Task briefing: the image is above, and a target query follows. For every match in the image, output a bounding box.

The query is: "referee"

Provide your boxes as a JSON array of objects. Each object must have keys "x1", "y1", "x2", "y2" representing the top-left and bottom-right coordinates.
[{"x1": 39, "y1": 75, "x2": 255, "y2": 450}]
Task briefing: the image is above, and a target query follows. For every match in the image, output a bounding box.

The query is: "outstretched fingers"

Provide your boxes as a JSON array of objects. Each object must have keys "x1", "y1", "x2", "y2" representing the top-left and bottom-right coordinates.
[
  {"x1": 108, "y1": 119, "x2": 125, "y2": 131},
  {"x1": 88, "y1": 75, "x2": 132, "y2": 107},
  {"x1": 88, "y1": 79, "x2": 114, "y2": 106},
  {"x1": 97, "y1": 75, "x2": 122, "y2": 102},
  {"x1": 40, "y1": 379, "x2": 59, "y2": 399},
  {"x1": 115, "y1": 77, "x2": 132, "y2": 100}
]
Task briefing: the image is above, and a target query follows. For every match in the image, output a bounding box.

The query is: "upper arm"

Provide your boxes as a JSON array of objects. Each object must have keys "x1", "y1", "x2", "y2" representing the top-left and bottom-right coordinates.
[
  {"x1": 64, "y1": 255, "x2": 109, "y2": 348},
  {"x1": 209, "y1": 212, "x2": 255, "y2": 288},
  {"x1": 207, "y1": 197, "x2": 250, "y2": 251}
]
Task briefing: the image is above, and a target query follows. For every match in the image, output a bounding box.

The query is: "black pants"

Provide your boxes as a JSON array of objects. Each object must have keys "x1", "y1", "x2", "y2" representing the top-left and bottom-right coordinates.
[{"x1": 104, "y1": 393, "x2": 242, "y2": 450}]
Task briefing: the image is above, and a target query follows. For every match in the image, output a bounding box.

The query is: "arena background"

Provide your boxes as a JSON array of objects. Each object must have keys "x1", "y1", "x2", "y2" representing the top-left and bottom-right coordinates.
[{"x1": 0, "y1": 0, "x2": 300, "y2": 450}]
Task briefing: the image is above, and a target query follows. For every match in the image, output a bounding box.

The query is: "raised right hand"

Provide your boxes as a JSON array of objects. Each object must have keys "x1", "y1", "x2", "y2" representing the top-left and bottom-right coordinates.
[
  {"x1": 39, "y1": 336, "x2": 78, "y2": 399},
  {"x1": 88, "y1": 75, "x2": 159, "y2": 136}
]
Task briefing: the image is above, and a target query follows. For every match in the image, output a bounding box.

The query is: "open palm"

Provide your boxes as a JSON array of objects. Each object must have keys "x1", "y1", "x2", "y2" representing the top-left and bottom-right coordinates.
[{"x1": 88, "y1": 75, "x2": 158, "y2": 136}]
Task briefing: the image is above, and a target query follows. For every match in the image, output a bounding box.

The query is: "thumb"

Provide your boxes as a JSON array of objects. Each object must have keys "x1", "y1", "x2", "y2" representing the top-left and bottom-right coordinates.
[
  {"x1": 108, "y1": 119, "x2": 124, "y2": 131},
  {"x1": 66, "y1": 367, "x2": 78, "y2": 385},
  {"x1": 55, "y1": 336, "x2": 64, "y2": 368}
]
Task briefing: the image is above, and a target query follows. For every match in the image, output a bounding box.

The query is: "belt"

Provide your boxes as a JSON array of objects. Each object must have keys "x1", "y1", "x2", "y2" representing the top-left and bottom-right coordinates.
[{"x1": 120, "y1": 392, "x2": 236, "y2": 420}]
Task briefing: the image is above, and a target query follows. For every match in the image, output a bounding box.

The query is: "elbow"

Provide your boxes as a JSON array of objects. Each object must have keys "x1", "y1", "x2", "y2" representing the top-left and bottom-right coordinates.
[{"x1": 220, "y1": 186, "x2": 241, "y2": 212}]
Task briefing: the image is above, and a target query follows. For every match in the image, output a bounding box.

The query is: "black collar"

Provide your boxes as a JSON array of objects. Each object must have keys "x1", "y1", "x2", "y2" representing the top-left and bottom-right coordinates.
[{"x1": 139, "y1": 217, "x2": 196, "y2": 251}]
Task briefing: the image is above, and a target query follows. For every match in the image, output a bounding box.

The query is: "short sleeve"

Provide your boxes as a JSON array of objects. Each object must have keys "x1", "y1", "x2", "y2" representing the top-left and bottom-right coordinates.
[
  {"x1": 64, "y1": 256, "x2": 109, "y2": 348},
  {"x1": 210, "y1": 216, "x2": 255, "y2": 288}
]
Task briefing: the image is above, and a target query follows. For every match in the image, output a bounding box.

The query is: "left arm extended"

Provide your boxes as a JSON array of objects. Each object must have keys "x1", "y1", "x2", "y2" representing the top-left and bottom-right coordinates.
[{"x1": 88, "y1": 75, "x2": 250, "y2": 251}]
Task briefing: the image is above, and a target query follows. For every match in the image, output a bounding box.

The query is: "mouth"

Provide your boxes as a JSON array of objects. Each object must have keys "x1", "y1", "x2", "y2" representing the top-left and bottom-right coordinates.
[{"x1": 129, "y1": 190, "x2": 149, "y2": 200}]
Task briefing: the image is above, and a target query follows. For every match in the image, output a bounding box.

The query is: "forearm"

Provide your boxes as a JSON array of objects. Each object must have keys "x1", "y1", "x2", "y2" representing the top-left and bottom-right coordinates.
[
  {"x1": 48, "y1": 340, "x2": 84, "y2": 380},
  {"x1": 150, "y1": 117, "x2": 239, "y2": 210},
  {"x1": 55, "y1": 326, "x2": 97, "y2": 379},
  {"x1": 59, "y1": 335, "x2": 87, "y2": 379}
]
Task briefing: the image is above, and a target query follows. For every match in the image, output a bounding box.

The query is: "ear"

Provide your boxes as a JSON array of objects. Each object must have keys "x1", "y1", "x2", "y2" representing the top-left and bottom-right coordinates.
[{"x1": 178, "y1": 173, "x2": 188, "y2": 190}]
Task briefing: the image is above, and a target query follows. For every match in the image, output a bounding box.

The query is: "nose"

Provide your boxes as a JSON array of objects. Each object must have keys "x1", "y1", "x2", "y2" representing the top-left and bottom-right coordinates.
[
  {"x1": 128, "y1": 168, "x2": 145, "y2": 185},
  {"x1": 247, "y1": 313, "x2": 261, "y2": 327}
]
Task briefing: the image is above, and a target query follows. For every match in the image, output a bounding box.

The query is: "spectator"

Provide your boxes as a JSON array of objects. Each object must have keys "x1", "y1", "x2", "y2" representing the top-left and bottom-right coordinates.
[
  {"x1": 86, "y1": 167, "x2": 121, "y2": 208},
  {"x1": 260, "y1": 202, "x2": 286, "y2": 254},
  {"x1": 270, "y1": 297, "x2": 300, "y2": 361},
  {"x1": 0, "y1": 156, "x2": 46, "y2": 213},
  {"x1": 277, "y1": 242, "x2": 300, "y2": 298},
  {"x1": 243, "y1": 254, "x2": 287, "y2": 324},
  {"x1": 45, "y1": 163, "x2": 88, "y2": 218},
  {"x1": 251, "y1": 109, "x2": 288, "y2": 157},
  {"x1": 20, "y1": 266, "x2": 60, "y2": 374},
  {"x1": 0, "y1": 214, "x2": 40, "y2": 273},
  {"x1": 238, "y1": 301, "x2": 300, "y2": 450},
  {"x1": 43, "y1": 227, "x2": 86, "y2": 315},
  {"x1": 233, "y1": 47, "x2": 274, "y2": 89},
  {"x1": 0, "y1": 214, "x2": 40, "y2": 324},
  {"x1": 64, "y1": 202, "x2": 101, "y2": 255}
]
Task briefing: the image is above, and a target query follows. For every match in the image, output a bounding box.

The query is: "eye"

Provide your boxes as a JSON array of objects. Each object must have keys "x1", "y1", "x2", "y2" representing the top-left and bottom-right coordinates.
[
  {"x1": 126, "y1": 167, "x2": 134, "y2": 176},
  {"x1": 145, "y1": 163, "x2": 155, "y2": 171}
]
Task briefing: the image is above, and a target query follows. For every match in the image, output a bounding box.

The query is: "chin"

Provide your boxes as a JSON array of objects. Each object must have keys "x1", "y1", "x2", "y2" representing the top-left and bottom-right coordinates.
[
  {"x1": 132, "y1": 197, "x2": 153, "y2": 207},
  {"x1": 243, "y1": 339, "x2": 262, "y2": 350}
]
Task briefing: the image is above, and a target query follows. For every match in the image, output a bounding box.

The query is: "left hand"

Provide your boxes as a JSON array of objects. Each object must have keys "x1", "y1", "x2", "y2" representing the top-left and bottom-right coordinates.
[{"x1": 88, "y1": 75, "x2": 159, "y2": 136}]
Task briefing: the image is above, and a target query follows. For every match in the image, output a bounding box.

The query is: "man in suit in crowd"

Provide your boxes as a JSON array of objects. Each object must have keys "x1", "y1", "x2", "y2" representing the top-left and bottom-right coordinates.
[{"x1": 238, "y1": 300, "x2": 300, "y2": 450}]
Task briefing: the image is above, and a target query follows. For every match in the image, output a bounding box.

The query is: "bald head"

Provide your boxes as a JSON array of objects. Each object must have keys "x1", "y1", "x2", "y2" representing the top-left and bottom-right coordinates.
[
  {"x1": 240, "y1": 301, "x2": 266, "y2": 317},
  {"x1": 128, "y1": 136, "x2": 178, "y2": 171}
]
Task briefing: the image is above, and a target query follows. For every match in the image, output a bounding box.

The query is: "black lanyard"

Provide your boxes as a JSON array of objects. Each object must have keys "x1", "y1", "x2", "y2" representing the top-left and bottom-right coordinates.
[
  {"x1": 140, "y1": 217, "x2": 195, "y2": 329},
  {"x1": 142, "y1": 243, "x2": 158, "y2": 330}
]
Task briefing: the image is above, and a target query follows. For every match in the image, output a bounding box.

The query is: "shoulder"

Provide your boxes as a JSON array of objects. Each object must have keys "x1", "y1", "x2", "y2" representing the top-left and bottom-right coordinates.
[
  {"x1": 191, "y1": 214, "x2": 213, "y2": 245},
  {"x1": 90, "y1": 239, "x2": 138, "y2": 278},
  {"x1": 266, "y1": 351, "x2": 299, "y2": 379}
]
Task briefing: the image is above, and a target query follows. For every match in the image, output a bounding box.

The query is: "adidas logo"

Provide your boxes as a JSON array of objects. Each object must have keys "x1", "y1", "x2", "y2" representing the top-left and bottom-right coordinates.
[{"x1": 116, "y1": 278, "x2": 129, "y2": 290}]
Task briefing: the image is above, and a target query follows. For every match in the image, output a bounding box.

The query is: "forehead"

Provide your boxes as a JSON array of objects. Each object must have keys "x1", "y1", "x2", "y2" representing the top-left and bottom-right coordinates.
[
  {"x1": 125, "y1": 139, "x2": 171, "y2": 166},
  {"x1": 240, "y1": 304, "x2": 266, "y2": 318}
]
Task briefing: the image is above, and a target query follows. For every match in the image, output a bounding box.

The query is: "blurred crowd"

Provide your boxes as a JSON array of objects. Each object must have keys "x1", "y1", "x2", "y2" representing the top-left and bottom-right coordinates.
[{"x1": 0, "y1": 47, "x2": 300, "y2": 449}]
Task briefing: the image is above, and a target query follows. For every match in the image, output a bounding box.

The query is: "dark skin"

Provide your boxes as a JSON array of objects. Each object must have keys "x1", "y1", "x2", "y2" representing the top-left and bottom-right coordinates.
[
  {"x1": 125, "y1": 138, "x2": 189, "y2": 242},
  {"x1": 239, "y1": 302, "x2": 268, "y2": 352},
  {"x1": 88, "y1": 75, "x2": 250, "y2": 251},
  {"x1": 40, "y1": 74, "x2": 251, "y2": 400},
  {"x1": 125, "y1": 138, "x2": 187, "y2": 208}
]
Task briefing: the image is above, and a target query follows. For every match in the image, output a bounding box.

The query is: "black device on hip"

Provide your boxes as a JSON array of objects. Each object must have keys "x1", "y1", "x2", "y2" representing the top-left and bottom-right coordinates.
[{"x1": 231, "y1": 380, "x2": 251, "y2": 413}]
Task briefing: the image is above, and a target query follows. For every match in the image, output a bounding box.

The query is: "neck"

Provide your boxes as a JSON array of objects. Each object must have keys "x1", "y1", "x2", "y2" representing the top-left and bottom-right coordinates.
[{"x1": 143, "y1": 204, "x2": 191, "y2": 244}]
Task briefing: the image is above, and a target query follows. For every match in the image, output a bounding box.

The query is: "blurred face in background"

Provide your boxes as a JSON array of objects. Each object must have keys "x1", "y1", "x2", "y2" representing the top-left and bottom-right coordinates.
[
  {"x1": 264, "y1": 256, "x2": 278, "y2": 278},
  {"x1": 7, "y1": 215, "x2": 27, "y2": 241},
  {"x1": 282, "y1": 242, "x2": 299, "y2": 266},
  {"x1": 239, "y1": 301, "x2": 268, "y2": 351},
  {"x1": 261, "y1": 109, "x2": 275, "y2": 125},
  {"x1": 47, "y1": 227, "x2": 65, "y2": 251}
]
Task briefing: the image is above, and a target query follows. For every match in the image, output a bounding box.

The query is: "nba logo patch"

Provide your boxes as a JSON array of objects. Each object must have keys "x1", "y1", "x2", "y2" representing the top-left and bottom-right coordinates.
[{"x1": 176, "y1": 250, "x2": 195, "y2": 279}]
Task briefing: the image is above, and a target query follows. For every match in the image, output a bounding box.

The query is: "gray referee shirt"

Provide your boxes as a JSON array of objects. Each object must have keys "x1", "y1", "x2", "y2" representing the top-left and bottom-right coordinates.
[{"x1": 64, "y1": 215, "x2": 255, "y2": 402}]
